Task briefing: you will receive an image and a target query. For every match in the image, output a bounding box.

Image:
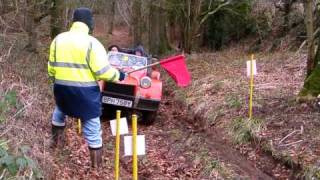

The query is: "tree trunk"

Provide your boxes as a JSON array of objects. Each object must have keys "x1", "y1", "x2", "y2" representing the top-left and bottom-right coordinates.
[
  {"x1": 158, "y1": 1, "x2": 170, "y2": 54},
  {"x1": 181, "y1": 0, "x2": 202, "y2": 53},
  {"x1": 300, "y1": 35, "x2": 320, "y2": 97},
  {"x1": 50, "y1": 0, "x2": 64, "y2": 39},
  {"x1": 167, "y1": 15, "x2": 181, "y2": 51},
  {"x1": 304, "y1": 0, "x2": 315, "y2": 77},
  {"x1": 299, "y1": 1, "x2": 319, "y2": 97},
  {"x1": 190, "y1": 0, "x2": 202, "y2": 51},
  {"x1": 0, "y1": 0, "x2": 6, "y2": 14},
  {"x1": 182, "y1": 0, "x2": 192, "y2": 53},
  {"x1": 108, "y1": 0, "x2": 116, "y2": 34},
  {"x1": 132, "y1": 0, "x2": 142, "y2": 46},
  {"x1": 25, "y1": 0, "x2": 38, "y2": 52},
  {"x1": 148, "y1": 1, "x2": 158, "y2": 54},
  {"x1": 281, "y1": 0, "x2": 297, "y2": 33},
  {"x1": 148, "y1": 0, "x2": 170, "y2": 55},
  {"x1": 283, "y1": 0, "x2": 291, "y2": 33},
  {"x1": 0, "y1": 0, "x2": 13, "y2": 15}
]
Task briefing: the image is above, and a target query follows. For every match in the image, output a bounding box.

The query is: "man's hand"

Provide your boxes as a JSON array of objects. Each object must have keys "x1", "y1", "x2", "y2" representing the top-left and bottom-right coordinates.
[{"x1": 119, "y1": 71, "x2": 127, "y2": 81}]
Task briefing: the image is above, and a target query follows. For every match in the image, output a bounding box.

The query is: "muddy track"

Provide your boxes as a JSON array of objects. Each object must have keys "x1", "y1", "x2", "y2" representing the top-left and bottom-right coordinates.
[
  {"x1": 134, "y1": 93, "x2": 294, "y2": 179},
  {"x1": 203, "y1": 133, "x2": 273, "y2": 180}
]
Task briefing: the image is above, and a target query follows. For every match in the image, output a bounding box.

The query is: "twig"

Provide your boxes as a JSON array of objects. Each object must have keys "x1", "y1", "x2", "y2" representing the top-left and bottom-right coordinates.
[
  {"x1": 0, "y1": 16, "x2": 14, "y2": 30},
  {"x1": 0, "y1": 124, "x2": 28, "y2": 138},
  {"x1": 0, "y1": 126, "x2": 13, "y2": 137},
  {"x1": 28, "y1": 169, "x2": 33, "y2": 180},
  {"x1": 0, "y1": 169, "x2": 7, "y2": 179},
  {"x1": 278, "y1": 130, "x2": 298, "y2": 145},
  {"x1": 0, "y1": 40, "x2": 15, "y2": 63},
  {"x1": 42, "y1": 136, "x2": 46, "y2": 174},
  {"x1": 116, "y1": 0, "x2": 131, "y2": 27},
  {"x1": 295, "y1": 27, "x2": 320, "y2": 56},
  {"x1": 295, "y1": 40, "x2": 307, "y2": 55},
  {"x1": 11, "y1": 102, "x2": 31, "y2": 119},
  {"x1": 0, "y1": 140, "x2": 10, "y2": 147},
  {"x1": 200, "y1": 1, "x2": 231, "y2": 25},
  {"x1": 255, "y1": 86, "x2": 277, "y2": 90},
  {"x1": 279, "y1": 140, "x2": 303, "y2": 147}
]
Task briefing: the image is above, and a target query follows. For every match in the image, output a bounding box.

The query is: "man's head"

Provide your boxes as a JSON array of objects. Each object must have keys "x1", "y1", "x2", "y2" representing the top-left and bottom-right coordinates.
[
  {"x1": 73, "y1": 8, "x2": 94, "y2": 33},
  {"x1": 134, "y1": 45, "x2": 145, "y2": 56},
  {"x1": 108, "y1": 45, "x2": 120, "y2": 52}
]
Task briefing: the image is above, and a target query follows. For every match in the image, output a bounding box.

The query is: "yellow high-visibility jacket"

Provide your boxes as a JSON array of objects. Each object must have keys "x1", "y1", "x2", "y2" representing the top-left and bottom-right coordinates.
[{"x1": 48, "y1": 22, "x2": 119, "y2": 119}]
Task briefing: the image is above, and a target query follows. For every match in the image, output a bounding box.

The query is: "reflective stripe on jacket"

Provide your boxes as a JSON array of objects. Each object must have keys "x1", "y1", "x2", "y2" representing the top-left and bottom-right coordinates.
[
  {"x1": 48, "y1": 22, "x2": 119, "y2": 84},
  {"x1": 48, "y1": 22, "x2": 119, "y2": 119}
]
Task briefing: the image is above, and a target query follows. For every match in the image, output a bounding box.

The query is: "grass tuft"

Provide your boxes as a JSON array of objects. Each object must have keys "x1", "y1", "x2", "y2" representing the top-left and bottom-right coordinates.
[
  {"x1": 229, "y1": 117, "x2": 264, "y2": 144},
  {"x1": 0, "y1": 90, "x2": 19, "y2": 122},
  {"x1": 303, "y1": 165, "x2": 320, "y2": 180},
  {"x1": 225, "y1": 95, "x2": 242, "y2": 109}
]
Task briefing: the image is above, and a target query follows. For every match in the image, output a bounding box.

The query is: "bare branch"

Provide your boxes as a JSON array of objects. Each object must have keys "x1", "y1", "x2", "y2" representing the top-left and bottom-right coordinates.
[
  {"x1": 200, "y1": 1, "x2": 231, "y2": 25},
  {"x1": 116, "y1": 0, "x2": 131, "y2": 27}
]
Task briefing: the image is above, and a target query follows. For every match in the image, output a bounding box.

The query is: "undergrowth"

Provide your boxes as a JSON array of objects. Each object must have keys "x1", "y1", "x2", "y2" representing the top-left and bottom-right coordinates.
[
  {"x1": 303, "y1": 165, "x2": 320, "y2": 180},
  {"x1": 0, "y1": 90, "x2": 19, "y2": 122},
  {"x1": 0, "y1": 144, "x2": 42, "y2": 179},
  {"x1": 0, "y1": 90, "x2": 42, "y2": 179},
  {"x1": 225, "y1": 94, "x2": 242, "y2": 109},
  {"x1": 197, "y1": 148, "x2": 233, "y2": 178},
  {"x1": 229, "y1": 117, "x2": 264, "y2": 144}
]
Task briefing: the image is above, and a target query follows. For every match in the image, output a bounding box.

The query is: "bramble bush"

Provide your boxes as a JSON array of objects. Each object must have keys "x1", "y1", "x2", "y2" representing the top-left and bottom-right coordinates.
[
  {"x1": 0, "y1": 90, "x2": 42, "y2": 179},
  {"x1": 0, "y1": 144, "x2": 42, "y2": 179}
]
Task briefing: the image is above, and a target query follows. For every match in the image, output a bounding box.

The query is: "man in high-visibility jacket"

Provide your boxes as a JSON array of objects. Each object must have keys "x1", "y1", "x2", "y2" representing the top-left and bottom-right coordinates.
[{"x1": 48, "y1": 7, "x2": 125, "y2": 168}]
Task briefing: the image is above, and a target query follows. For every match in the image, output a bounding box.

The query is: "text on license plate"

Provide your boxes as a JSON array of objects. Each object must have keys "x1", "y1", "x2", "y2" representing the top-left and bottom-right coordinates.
[{"x1": 102, "y1": 96, "x2": 133, "y2": 108}]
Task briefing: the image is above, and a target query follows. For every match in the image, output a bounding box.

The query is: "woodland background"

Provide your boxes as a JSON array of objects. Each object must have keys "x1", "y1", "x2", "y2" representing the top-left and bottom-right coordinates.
[{"x1": 1, "y1": 0, "x2": 320, "y2": 179}]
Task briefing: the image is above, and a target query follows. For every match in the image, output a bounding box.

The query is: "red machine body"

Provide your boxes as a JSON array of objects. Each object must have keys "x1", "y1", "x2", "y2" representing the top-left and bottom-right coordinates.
[{"x1": 101, "y1": 52, "x2": 162, "y2": 123}]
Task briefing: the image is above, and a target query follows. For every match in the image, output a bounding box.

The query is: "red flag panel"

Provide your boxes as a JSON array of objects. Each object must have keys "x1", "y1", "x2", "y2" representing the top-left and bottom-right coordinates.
[{"x1": 160, "y1": 55, "x2": 191, "y2": 87}]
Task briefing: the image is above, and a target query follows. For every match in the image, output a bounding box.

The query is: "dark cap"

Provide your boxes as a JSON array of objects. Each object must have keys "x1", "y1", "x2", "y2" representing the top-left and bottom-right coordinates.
[{"x1": 73, "y1": 8, "x2": 94, "y2": 32}]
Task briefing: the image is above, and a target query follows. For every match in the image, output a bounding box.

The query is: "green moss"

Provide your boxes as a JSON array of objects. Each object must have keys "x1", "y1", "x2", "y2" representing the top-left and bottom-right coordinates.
[{"x1": 299, "y1": 65, "x2": 320, "y2": 97}]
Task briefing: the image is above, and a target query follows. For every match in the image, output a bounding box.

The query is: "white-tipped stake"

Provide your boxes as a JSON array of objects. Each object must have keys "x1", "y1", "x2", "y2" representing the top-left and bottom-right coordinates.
[
  {"x1": 246, "y1": 59, "x2": 257, "y2": 77},
  {"x1": 110, "y1": 117, "x2": 129, "y2": 136},
  {"x1": 124, "y1": 135, "x2": 146, "y2": 156}
]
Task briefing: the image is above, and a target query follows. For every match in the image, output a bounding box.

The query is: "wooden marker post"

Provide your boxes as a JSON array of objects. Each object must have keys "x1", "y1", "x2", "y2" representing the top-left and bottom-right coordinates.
[
  {"x1": 132, "y1": 114, "x2": 138, "y2": 180},
  {"x1": 249, "y1": 54, "x2": 255, "y2": 120},
  {"x1": 115, "y1": 110, "x2": 121, "y2": 180},
  {"x1": 77, "y1": 119, "x2": 81, "y2": 134}
]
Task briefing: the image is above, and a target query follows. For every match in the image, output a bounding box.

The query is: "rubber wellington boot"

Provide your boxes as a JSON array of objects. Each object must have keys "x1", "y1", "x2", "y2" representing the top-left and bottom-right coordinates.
[
  {"x1": 50, "y1": 125, "x2": 65, "y2": 149},
  {"x1": 89, "y1": 147, "x2": 103, "y2": 168}
]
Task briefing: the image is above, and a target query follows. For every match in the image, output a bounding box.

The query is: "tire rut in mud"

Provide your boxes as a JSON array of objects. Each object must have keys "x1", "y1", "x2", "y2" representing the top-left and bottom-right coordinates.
[{"x1": 133, "y1": 95, "x2": 295, "y2": 179}]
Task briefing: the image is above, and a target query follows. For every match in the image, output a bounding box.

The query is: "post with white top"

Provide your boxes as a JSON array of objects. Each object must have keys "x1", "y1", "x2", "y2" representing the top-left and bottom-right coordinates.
[
  {"x1": 132, "y1": 114, "x2": 138, "y2": 180},
  {"x1": 249, "y1": 54, "x2": 255, "y2": 120},
  {"x1": 114, "y1": 110, "x2": 121, "y2": 180}
]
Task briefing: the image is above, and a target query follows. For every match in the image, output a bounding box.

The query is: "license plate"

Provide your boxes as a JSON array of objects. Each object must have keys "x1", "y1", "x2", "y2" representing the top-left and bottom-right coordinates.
[{"x1": 102, "y1": 96, "x2": 133, "y2": 108}]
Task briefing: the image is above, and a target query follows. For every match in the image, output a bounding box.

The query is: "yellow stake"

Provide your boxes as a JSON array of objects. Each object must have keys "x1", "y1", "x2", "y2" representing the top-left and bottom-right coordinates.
[
  {"x1": 132, "y1": 114, "x2": 138, "y2": 180},
  {"x1": 115, "y1": 110, "x2": 121, "y2": 180},
  {"x1": 77, "y1": 119, "x2": 81, "y2": 134},
  {"x1": 249, "y1": 54, "x2": 255, "y2": 120}
]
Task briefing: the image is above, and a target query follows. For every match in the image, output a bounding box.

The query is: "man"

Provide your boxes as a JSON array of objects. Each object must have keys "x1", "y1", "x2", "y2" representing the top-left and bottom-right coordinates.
[
  {"x1": 107, "y1": 44, "x2": 120, "y2": 52},
  {"x1": 48, "y1": 7, "x2": 125, "y2": 168},
  {"x1": 134, "y1": 45, "x2": 145, "y2": 56}
]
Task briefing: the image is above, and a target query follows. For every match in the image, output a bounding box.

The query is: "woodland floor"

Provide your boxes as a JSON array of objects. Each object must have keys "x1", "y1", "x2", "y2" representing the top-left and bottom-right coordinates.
[
  {"x1": 171, "y1": 47, "x2": 320, "y2": 179},
  {"x1": 0, "y1": 17, "x2": 320, "y2": 180}
]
